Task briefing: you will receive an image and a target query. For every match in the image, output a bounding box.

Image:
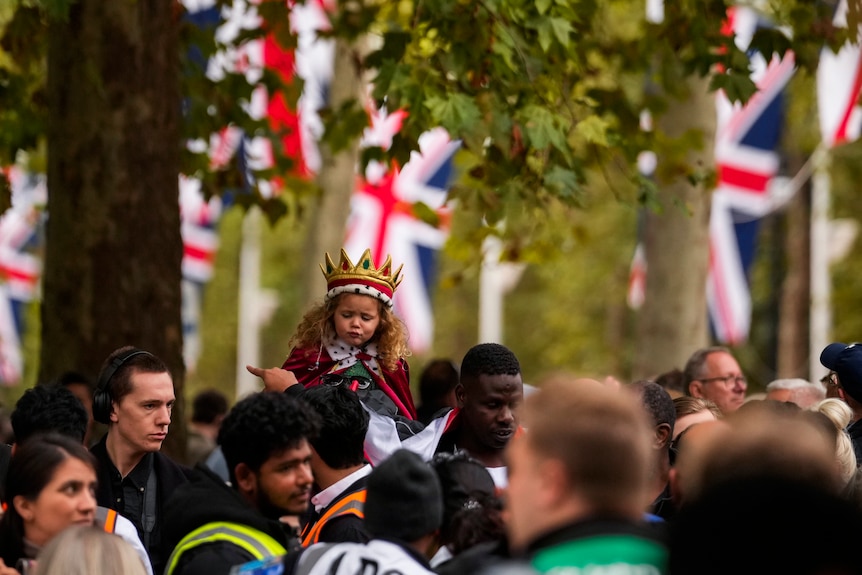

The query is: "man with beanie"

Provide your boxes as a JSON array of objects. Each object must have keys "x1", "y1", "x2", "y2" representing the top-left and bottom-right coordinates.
[
  {"x1": 820, "y1": 342, "x2": 862, "y2": 461},
  {"x1": 283, "y1": 449, "x2": 443, "y2": 575}
]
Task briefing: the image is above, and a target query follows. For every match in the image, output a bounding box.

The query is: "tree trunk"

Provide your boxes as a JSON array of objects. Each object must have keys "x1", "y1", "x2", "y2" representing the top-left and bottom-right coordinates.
[
  {"x1": 633, "y1": 75, "x2": 715, "y2": 379},
  {"x1": 777, "y1": 154, "x2": 811, "y2": 377},
  {"x1": 43, "y1": 1, "x2": 186, "y2": 458},
  {"x1": 301, "y1": 37, "x2": 364, "y2": 310}
]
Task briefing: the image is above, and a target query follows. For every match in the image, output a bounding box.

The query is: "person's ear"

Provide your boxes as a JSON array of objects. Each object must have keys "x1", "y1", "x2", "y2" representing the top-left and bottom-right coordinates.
[
  {"x1": 688, "y1": 381, "x2": 705, "y2": 399},
  {"x1": 109, "y1": 400, "x2": 119, "y2": 423},
  {"x1": 233, "y1": 462, "x2": 257, "y2": 495},
  {"x1": 455, "y1": 383, "x2": 466, "y2": 408},
  {"x1": 13, "y1": 495, "x2": 34, "y2": 522},
  {"x1": 655, "y1": 422, "x2": 672, "y2": 450},
  {"x1": 537, "y1": 457, "x2": 569, "y2": 508}
]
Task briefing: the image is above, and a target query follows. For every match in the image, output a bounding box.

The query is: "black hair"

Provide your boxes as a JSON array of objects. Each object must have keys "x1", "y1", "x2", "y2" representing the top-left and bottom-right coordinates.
[
  {"x1": 430, "y1": 451, "x2": 501, "y2": 549},
  {"x1": 11, "y1": 385, "x2": 88, "y2": 445},
  {"x1": 460, "y1": 343, "x2": 521, "y2": 385},
  {"x1": 446, "y1": 492, "x2": 505, "y2": 555},
  {"x1": 419, "y1": 359, "x2": 459, "y2": 406},
  {"x1": 191, "y1": 388, "x2": 229, "y2": 424},
  {"x1": 302, "y1": 385, "x2": 368, "y2": 469},
  {"x1": 218, "y1": 392, "x2": 321, "y2": 485},
  {"x1": 0, "y1": 433, "x2": 97, "y2": 566},
  {"x1": 630, "y1": 380, "x2": 676, "y2": 430},
  {"x1": 56, "y1": 371, "x2": 95, "y2": 392}
]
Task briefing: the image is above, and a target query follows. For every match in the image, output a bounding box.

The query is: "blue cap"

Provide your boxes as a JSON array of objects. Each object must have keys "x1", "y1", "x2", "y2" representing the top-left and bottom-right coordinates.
[{"x1": 820, "y1": 342, "x2": 862, "y2": 402}]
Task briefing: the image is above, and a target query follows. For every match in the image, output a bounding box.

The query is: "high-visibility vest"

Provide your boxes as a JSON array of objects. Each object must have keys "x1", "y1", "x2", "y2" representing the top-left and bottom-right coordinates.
[
  {"x1": 300, "y1": 490, "x2": 366, "y2": 547},
  {"x1": 165, "y1": 521, "x2": 288, "y2": 575}
]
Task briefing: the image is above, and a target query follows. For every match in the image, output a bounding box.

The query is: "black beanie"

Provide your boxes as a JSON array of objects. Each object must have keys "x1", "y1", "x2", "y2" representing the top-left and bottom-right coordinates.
[{"x1": 365, "y1": 449, "x2": 443, "y2": 541}]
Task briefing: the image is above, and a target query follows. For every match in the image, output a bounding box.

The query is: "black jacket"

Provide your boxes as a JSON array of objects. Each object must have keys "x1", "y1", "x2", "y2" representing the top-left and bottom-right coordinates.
[
  {"x1": 161, "y1": 464, "x2": 301, "y2": 575},
  {"x1": 91, "y1": 436, "x2": 192, "y2": 575},
  {"x1": 301, "y1": 475, "x2": 371, "y2": 545}
]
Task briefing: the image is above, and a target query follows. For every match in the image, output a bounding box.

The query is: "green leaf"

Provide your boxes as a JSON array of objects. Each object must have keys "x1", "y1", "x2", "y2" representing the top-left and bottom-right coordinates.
[
  {"x1": 748, "y1": 27, "x2": 793, "y2": 62},
  {"x1": 536, "y1": 19, "x2": 553, "y2": 52},
  {"x1": 574, "y1": 115, "x2": 610, "y2": 146},
  {"x1": 543, "y1": 166, "x2": 580, "y2": 200},
  {"x1": 550, "y1": 17, "x2": 573, "y2": 48},
  {"x1": 425, "y1": 94, "x2": 482, "y2": 134},
  {"x1": 519, "y1": 106, "x2": 567, "y2": 152},
  {"x1": 411, "y1": 201, "x2": 442, "y2": 227},
  {"x1": 321, "y1": 99, "x2": 368, "y2": 153},
  {"x1": 710, "y1": 70, "x2": 757, "y2": 105},
  {"x1": 365, "y1": 31, "x2": 412, "y2": 69},
  {"x1": 536, "y1": 0, "x2": 553, "y2": 16}
]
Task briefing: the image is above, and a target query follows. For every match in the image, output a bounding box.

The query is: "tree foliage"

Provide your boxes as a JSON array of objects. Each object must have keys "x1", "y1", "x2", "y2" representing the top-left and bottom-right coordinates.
[
  {"x1": 0, "y1": 0, "x2": 860, "y2": 405},
  {"x1": 1, "y1": 0, "x2": 855, "y2": 228}
]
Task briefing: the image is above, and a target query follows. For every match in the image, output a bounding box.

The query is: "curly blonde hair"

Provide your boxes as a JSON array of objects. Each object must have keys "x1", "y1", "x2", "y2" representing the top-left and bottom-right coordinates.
[{"x1": 289, "y1": 294, "x2": 411, "y2": 372}]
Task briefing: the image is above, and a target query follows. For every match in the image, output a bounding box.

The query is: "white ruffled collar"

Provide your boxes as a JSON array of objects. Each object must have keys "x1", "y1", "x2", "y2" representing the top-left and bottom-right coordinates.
[{"x1": 325, "y1": 335, "x2": 383, "y2": 377}]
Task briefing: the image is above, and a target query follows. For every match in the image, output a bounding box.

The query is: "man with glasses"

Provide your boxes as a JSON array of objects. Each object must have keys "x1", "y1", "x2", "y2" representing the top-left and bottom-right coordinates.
[
  {"x1": 682, "y1": 346, "x2": 747, "y2": 415},
  {"x1": 820, "y1": 371, "x2": 842, "y2": 399},
  {"x1": 820, "y1": 342, "x2": 862, "y2": 462}
]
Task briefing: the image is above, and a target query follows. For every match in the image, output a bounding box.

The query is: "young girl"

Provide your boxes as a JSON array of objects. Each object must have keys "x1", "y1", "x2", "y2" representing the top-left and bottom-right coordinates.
[{"x1": 275, "y1": 248, "x2": 416, "y2": 420}]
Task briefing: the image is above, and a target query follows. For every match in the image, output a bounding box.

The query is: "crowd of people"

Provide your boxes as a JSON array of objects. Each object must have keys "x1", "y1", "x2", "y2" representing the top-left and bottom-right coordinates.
[{"x1": 0, "y1": 248, "x2": 861, "y2": 575}]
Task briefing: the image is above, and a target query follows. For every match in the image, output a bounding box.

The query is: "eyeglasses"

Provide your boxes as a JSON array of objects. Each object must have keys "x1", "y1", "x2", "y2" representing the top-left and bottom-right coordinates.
[
  {"x1": 320, "y1": 373, "x2": 373, "y2": 391},
  {"x1": 698, "y1": 374, "x2": 747, "y2": 387},
  {"x1": 821, "y1": 371, "x2": 839, "y2": 388}
]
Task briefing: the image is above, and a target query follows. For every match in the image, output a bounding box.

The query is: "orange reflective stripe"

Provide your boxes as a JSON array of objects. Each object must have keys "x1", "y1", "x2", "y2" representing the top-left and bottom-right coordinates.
[
  {"x1": 301, "y1": 490, "x2": 366, "y2": 547},
  {"x1": 103, "y1": 508, "x2": 118, "y2": 533}
]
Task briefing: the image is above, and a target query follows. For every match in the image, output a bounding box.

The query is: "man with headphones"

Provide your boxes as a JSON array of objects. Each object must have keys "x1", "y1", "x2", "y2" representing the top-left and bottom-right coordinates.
[{"x1": 90, "y1": 345, "x2": 192, "y2": 575}]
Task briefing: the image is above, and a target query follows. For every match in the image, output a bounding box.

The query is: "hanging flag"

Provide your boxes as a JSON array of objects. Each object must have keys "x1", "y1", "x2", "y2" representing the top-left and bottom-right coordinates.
[
  {"x1": 184, "y1": 0, "x2": 459, "y2": 355},
  {"x1": 180, "y1": 0, "x2": 321, "y2": 369},
  {"x1": 0, "y1": 166, "x2": 46, "y2": 385},
  {"x1": 817, "y1": 0, "x2": 862, "y2": 147},
  {"x1": 627, "y1": 107, "x2": 655, "y2": 311},
  {"x1": 706, "y1": 6, "x2": 796, "y2": 345},
  {"x1": 344, "y1": 109, "x2": 460, "y2": 354},
  {"x1": 0, "y1": 284, "x2": 23, "y2": 386}
]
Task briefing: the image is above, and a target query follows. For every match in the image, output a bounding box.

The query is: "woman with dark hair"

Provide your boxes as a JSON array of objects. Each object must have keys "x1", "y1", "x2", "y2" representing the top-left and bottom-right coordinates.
[
  {"x1": 0, "y1": 433, "x2": 98, "y2": 571},
  {"x1": 429, "y1": 451, "x2": 507, "y2": 573}
]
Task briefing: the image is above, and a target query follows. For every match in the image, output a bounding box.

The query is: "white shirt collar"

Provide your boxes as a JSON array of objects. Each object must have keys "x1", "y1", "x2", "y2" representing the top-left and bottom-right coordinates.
[{"x1": 311, "y1": 464, "x2": 373, "y2": 512}]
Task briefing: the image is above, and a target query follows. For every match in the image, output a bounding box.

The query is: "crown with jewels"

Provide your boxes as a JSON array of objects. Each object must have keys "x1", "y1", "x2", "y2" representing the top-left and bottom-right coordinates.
[{"x1": 320, "y1": 248, "x2": 403, "y2": 308}]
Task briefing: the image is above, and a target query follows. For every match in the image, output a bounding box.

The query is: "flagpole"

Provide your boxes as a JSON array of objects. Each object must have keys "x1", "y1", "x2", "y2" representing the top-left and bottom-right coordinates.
[
  {"x1": 479, "y1": 235, "x2": 525, "y2": 344},
  {"x1": 809, "y1": 147, "x2": 831, "y2": 380},
  {"x1": 236, "y1": 206, "x2": 262, "y2": 400}
]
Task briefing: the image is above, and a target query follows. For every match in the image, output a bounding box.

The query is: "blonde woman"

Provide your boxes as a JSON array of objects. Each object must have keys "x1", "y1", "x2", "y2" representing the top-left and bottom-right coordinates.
[
  {"x1": 37, "y1": 525, "x2": 148, "y2": 575},
  {"x1": 813, "y1": 398, "x2": 857, "y2": 488}
]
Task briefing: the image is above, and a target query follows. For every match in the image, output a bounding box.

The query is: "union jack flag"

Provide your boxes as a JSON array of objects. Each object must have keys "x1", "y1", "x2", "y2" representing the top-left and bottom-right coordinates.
[
  {"x1": 0, "y1": 166, "x2": 46, "y2": 385},
  {"x1": 184, "y1": 0, "x2": 460, "y2": 355},
  {"x1": 344, "y1": 108, "x2": 461, "y2": 353},
  {"x1": 181, "y1": 0, "x2": 320, "y2": 368},
  {"x1": 706, "y1": 6, "x2": 796, "y2": 344}
]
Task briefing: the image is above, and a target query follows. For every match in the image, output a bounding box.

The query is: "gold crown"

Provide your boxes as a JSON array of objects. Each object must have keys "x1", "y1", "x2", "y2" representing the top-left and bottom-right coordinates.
[{"x1": 320, "y1": 248, "x2": 403, "y2": 303}]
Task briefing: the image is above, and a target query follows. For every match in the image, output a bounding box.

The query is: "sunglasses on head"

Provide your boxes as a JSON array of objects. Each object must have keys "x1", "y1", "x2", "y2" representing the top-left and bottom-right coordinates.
[{"x1": 320, "y1": 373, "x2": 373, "y2": 391}]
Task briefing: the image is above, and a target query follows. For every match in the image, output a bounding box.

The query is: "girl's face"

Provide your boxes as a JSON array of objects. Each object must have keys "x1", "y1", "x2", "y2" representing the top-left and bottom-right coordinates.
[
  {"x1": 333, "y1": 293, "x2": 381, "y2": 347},
  {"x1": 14, "y1": 456, "x2": 97, "y2": 547}
]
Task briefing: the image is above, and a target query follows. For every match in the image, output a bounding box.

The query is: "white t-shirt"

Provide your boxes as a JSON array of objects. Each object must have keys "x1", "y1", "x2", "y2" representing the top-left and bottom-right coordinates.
[{"x1": 102, "y1": 509, "x2": 155, "y2": 575}]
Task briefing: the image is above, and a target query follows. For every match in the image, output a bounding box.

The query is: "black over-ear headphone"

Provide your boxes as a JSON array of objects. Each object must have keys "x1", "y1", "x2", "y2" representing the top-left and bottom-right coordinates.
[{"x1": 92, "y1": 348, "x2": 153, "y2": 424}]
